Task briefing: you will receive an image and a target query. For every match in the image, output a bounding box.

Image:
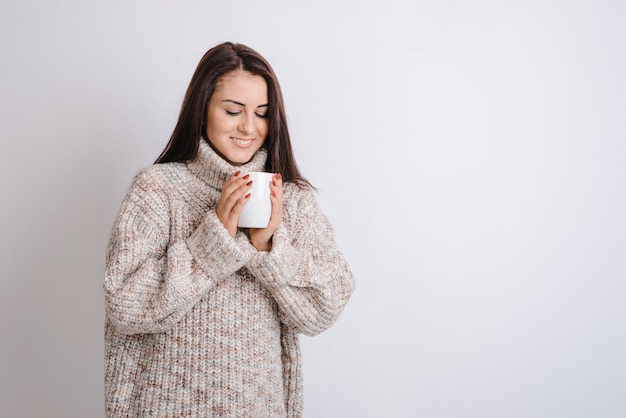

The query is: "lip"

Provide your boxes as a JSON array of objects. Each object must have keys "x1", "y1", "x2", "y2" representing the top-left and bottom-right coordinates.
[{"x1": 230, "y1": 137, "x2": 255, "y2": 148}]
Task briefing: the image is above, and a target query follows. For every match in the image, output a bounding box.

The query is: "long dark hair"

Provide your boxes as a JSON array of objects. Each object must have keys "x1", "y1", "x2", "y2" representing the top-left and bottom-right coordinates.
[{"x1": 155, "y1": 42, "x2": 310, "y2": 188}]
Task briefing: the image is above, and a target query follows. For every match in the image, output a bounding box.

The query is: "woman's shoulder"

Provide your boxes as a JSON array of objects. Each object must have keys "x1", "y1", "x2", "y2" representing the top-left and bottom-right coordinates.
[
  {"x1": 283, "y1": 182, "x2": 316, "y2": 202},
  {"x1": 130, "y1": 162, "x2": 189, "y2": 190},
  {"x1": 122, "y1": 162, "x2": 191, "y2": 205},
  {"x1": 283, "y1": 182, "x2": 321, "y2": 216},
  {"x1": 134, "y1": 161, "x2": 187, "y2": 179}
]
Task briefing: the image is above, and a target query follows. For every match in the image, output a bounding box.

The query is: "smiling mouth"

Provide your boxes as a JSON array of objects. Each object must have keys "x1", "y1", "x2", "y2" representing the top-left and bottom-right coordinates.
[{"x1": 231, "y1": 137, "x2": 254, "y2": 148}]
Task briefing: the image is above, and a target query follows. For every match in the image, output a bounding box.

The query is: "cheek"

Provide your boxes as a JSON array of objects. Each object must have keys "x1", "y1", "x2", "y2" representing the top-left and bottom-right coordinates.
[
  {"x1": 258, "y1": 120, "x2": 270, "y2": 137},
  {"x1": 208, "y1": 114, "x2": 233, "y2": 136}
]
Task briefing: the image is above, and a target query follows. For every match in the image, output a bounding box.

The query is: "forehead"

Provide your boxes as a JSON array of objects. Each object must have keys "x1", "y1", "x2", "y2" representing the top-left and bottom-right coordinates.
[{"x1": 214, "y1": 70, "x2": 268, "y2": 102}]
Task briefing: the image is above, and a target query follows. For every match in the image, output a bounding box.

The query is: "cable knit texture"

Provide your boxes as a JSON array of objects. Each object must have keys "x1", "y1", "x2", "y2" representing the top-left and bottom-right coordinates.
[{"x1": 104, "y1": 139, "x2": 355, "y2": 417}]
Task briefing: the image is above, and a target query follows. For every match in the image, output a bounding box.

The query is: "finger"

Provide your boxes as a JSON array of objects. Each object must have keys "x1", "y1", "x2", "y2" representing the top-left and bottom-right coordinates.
[
  {"x1": 222, "y1": 172, "x2": 248, "y2": 197},
  {"x1": 218, "y1": 172, "x2": 243, "y2": 210},
  {"x1": 230, "y1": 190, "x2": 251, "y2": 217},
  {"x1": 223, "y1": 176, "x2": 254, "y2": 212},
  {"x1": 217, "y1": 172, "x2": 253, "y2": 230},
  {"x1": 270, "y1": 173, "x2": 283, "y2": 199},
  {"x1": 216, "y1": 171, "x2": 247, "y2": 236},
  {"x1": 221, "y1": 170, "x2": 243, "y2": 190},
  {"x1": 268, "y1": 176, "x2": 283, "y2": 228}
]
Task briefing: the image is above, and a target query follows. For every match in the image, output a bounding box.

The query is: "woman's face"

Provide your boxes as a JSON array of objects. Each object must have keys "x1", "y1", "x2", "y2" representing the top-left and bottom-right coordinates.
[{"x1": 205, "y1": 70, "x2": 269, "y2": 166}]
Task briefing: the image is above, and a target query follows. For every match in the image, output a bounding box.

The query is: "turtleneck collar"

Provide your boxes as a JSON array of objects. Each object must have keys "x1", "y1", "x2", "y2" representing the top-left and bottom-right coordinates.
[{"x1": 186, "y1": 138, "x2": 268, "y2": 191}]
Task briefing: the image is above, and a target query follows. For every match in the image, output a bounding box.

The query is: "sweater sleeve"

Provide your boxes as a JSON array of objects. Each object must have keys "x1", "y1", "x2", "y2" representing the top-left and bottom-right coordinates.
[
  {"x1": 244, "y1": 187, "x2": 355, "y2": 336},
  {"x1": 103, "y1": 168, "x2": 254, "y2": 335}
]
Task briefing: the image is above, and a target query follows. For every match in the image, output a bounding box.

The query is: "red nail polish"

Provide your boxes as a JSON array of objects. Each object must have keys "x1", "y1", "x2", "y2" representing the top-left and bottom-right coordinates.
[
  {"x1": 234, "y1": 171, "x2": 241, "y2": 177},
  {"x1": 243, "y1": 174, "x2": 250, "y2": 180},
  {"x1": 245, "y1": 193, "x2": 251, "y2": 199},
  {"x1": 271, "y1": 191, "x2": 276, "y2": 197},
  {"x1": 246, "y1": 181, "x2": 253, "y2": 186},
  {"x1": 277, "y1": 173, "x2": 282, "y2": 180}
]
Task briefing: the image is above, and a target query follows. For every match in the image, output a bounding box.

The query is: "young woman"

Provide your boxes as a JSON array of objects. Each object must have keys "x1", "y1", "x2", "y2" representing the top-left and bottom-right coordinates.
[{"x1": 103, "y1": 42, "x2": 355, "y2": 417}]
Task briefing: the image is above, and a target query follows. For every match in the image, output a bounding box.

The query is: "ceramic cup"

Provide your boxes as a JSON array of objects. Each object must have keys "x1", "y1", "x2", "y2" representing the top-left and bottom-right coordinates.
[{"x1": 238, "y1": 171, "x2": 274, "y2": 228}]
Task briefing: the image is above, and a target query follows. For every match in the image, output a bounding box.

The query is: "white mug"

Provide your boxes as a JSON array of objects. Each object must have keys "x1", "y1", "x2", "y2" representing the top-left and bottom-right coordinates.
[{"x1": 238, "y1": 171, "x2": 274, "y2": 228}]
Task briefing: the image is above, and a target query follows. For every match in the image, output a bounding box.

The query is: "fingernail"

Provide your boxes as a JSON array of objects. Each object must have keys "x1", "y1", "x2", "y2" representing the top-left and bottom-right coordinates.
[
  {"x1": 245, "y1": 193, "x2": 251, "y2": 199},
  {"x1": 234, "y1": 171, "x2": 241, "y2": 177},
  {"x1": 277, "y1": 173, "x2": 282, "y2": 180},
  {"x1": 271, "y1": 191, "x2": 276, "y2": 197},
  {"x1": 243, "y1": 174, "x2": 250, "y2": 180},
  {"x1": 246, "y1": 181, "x2": 253, "y2": 186}
]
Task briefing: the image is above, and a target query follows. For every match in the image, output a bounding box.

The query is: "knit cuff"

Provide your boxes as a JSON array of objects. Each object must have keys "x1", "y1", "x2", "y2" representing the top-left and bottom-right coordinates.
[
  {"x1": 187, "y1": 210, "x2": 255, "y2": 279},
  {"x1": 245, "y1": 224, "x2": 300, "y2": 289}
]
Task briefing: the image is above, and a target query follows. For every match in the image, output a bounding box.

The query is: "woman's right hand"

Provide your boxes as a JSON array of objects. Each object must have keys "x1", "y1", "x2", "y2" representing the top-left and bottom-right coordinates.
[{"x1": 216, "y1": 171, "x2": 253, "y2": 237}]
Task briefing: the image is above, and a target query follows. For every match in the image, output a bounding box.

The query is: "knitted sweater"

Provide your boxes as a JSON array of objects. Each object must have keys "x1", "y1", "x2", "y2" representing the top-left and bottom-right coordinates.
[{"x1": 103, "y1": 139, "x2": 355, "y2": 417}]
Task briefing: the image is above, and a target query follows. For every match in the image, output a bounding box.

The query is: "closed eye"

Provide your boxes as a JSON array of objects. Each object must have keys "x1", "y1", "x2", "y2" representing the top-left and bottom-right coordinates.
[{"x1": 225, "y1": 110, "x2": 240, "y2": 116}]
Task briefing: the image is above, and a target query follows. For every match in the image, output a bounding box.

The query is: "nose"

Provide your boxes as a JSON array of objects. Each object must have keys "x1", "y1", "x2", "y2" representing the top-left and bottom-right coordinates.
[{"x1": 239, "y1": 113, "x2": 255, "y2": 134}]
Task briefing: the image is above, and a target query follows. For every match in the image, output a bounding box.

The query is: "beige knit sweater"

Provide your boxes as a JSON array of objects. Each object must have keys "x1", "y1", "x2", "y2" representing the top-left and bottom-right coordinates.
[{"x1": 103, "y1": 139, "x2": 355, "y2": 417}]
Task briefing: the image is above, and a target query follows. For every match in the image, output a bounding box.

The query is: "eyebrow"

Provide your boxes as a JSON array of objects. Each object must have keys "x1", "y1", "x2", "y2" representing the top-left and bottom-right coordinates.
[{"x1": 222, "y1": 99, "x2": 269, "y2": 108}]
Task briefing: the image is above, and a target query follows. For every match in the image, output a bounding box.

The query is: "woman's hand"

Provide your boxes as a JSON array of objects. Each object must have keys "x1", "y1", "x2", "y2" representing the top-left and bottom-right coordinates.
[
  {"x1": 216, "y1": 171, "x2": 253, "y2": 237},
  {"x1": 249, "y1": 173, "x2": 283, "y2": 251}
]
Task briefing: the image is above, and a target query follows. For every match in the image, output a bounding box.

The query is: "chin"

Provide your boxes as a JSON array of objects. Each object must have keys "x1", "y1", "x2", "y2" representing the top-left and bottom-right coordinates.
[{"x1": 226, "y1": 153, "x2": 255, "y2": 166}]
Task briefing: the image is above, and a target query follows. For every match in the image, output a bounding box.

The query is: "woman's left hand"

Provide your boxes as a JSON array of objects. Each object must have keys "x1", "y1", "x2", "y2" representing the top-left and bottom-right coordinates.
[{"x1": 249, "y1": 173, "x2": 283, "y2": 251}]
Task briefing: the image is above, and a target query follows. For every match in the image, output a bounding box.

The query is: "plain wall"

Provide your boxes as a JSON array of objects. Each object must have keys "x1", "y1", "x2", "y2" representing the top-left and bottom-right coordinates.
[{"x1": 1, "y1": 1, "x2": 625, "y2": 417}]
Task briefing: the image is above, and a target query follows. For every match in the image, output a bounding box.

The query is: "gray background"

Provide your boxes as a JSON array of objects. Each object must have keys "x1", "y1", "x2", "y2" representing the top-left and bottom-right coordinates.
[{"x1": 1, "y1": 0, "x2": 625, "y2": 417}]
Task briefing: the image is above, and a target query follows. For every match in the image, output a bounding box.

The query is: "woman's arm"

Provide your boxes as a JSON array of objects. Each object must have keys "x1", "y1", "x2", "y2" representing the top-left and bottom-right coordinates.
[
  {"x1": 244, "y1": 187, "x2": 355, "y2": 336},
  {"x1": 103, "y1": 168, "x2": 253, "y2": 335}
]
